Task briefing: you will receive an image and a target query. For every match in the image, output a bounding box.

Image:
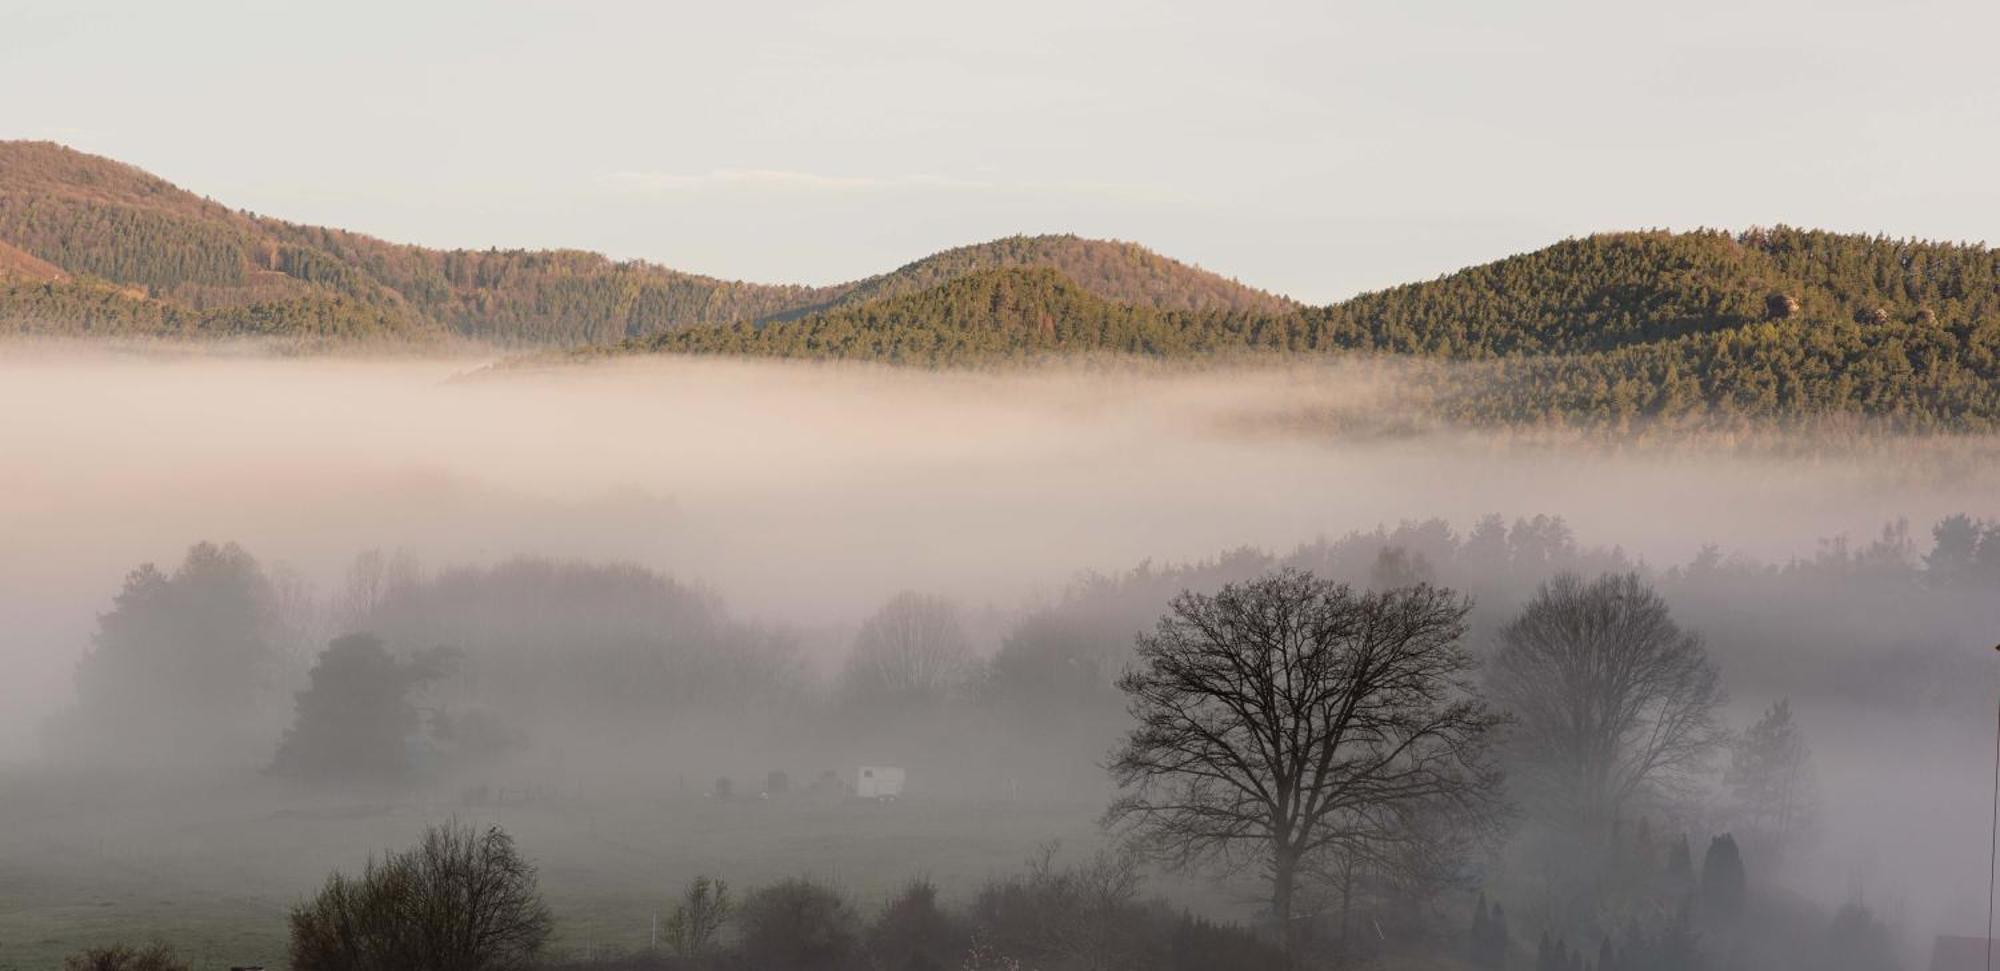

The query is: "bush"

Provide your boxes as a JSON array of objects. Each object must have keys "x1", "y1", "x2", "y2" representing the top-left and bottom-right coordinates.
[
  {"x1": 663, "y1": 876, "x2": 733, "y2": 959},
  {"x1": 61, "y1": 943, "x2": 191, "y2": 971},
  {"x1": 967, "y1": 846, "x2": 1146, "y2": 970},
  {"x1": 866, "y1": 879, "x2": 968, "y2": 970},
  {"x1": 736, "y1": 877, "x2": 862, "y2": 971},
  {"x1": 288, "y1": 820, "x2": 553, "y2": 971},
  {"x1": 1162, "y1": 911, "x2": 1287, "y2": 971}
]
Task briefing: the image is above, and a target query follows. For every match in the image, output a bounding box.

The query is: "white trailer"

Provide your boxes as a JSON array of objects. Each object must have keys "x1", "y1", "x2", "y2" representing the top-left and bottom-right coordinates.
[{"x1": 855, "y1": 766, "x2": 905, "y2": 800}]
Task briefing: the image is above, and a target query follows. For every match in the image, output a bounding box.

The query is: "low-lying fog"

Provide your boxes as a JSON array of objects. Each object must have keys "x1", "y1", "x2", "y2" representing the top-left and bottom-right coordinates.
[{"x1": 3, "y1": 344, "x2": 1998, "y2": 961}]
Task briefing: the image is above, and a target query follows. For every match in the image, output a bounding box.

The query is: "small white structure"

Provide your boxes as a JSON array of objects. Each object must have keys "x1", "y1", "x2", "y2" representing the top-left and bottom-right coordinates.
[{"x1": 856, "y1": 765, "x2": 905, "y2": 800}]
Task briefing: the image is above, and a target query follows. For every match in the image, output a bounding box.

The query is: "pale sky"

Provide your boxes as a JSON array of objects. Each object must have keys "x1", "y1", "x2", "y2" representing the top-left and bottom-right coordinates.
[{"x1": 4, "y1": 0, "x2": 1995, "y2": 303}]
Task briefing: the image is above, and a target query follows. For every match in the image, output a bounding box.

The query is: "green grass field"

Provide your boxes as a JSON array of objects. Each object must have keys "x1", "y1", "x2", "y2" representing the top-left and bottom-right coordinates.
[{"x1": 0, "y1": 772, "x2": 1180, "y2": 970}]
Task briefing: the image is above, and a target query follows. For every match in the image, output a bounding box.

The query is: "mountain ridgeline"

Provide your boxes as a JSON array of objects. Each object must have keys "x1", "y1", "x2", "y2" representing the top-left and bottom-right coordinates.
[{"x1": 4, "y1": 141, "x2": 1998, "y2": 429}]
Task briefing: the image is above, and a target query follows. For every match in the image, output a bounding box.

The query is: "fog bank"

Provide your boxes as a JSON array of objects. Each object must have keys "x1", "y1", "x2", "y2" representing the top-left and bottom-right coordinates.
[{"x1": 4, "y1": 347, "x2": 1998, "y2": 756}]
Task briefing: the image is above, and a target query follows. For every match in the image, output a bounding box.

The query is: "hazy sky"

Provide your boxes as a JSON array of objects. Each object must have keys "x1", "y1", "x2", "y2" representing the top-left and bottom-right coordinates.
[{"x1": 5, "y1": 0, "x2": 1995, "y2": 302}]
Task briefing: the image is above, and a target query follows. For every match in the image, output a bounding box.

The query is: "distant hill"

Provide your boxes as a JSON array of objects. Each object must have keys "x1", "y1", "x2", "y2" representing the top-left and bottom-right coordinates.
[
  {"x1": 622, "y1": 266, "x2": 1280, "y2": 364},
  {"x1": 610, "y1": 227, "x2": 2000, "y2": 431},
  {"x1": 7, "y1": 142, "x2": 1999, "y2": 429},
  {"x1": 784, "y1": 234, "x2": 1294, "y2": 320},
  {"x1": 0, "y1": 142, "x2": 1287, "y2": 345}
]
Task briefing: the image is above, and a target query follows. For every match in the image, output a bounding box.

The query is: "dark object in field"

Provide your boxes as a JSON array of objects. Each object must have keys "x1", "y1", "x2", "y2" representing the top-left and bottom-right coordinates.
[
  {"x1": 713, "y1": 776, "x2": 733, "y2": 800},
  {"x1": 765, "y1": 769, "x2": 790, "y2": 796}
]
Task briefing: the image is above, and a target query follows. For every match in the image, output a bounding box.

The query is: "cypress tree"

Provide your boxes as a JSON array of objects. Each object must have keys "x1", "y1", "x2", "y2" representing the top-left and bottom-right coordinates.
[{"x1": 1701, "y1": 834, "x2": 1747, "y2": 922}]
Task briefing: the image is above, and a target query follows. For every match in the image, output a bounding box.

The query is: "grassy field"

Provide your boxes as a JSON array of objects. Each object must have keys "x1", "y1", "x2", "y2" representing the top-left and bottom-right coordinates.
[{"x1": 0, "y1": 771, "x2": 1197, "y2": 971}]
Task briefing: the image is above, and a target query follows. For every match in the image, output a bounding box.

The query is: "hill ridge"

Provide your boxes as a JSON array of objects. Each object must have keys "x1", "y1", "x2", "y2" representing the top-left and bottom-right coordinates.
[{"x1": 0, "y1": 142, "x2": 1286, "y2": 345}]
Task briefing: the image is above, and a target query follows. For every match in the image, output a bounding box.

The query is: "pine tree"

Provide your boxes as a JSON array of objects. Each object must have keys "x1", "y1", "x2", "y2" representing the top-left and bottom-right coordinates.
[{"x1": 1700, "y1": 834, "x2": 1747, "y2": 922}]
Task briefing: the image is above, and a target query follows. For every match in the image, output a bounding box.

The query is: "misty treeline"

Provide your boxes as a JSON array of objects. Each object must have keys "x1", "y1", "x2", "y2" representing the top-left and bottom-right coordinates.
[{"x1": 38, "y1": 512, "x2": 2000, "y2": 970}]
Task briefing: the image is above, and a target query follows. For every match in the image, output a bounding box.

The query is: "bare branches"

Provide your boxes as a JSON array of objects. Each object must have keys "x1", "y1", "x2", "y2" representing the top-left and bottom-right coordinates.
[
  {"x1": 1487, "y1": 572, "x2": 1728, "y2": 831},
  {"x1": 1105, "y1": 569, "x2": 1505, "y2": 954}
]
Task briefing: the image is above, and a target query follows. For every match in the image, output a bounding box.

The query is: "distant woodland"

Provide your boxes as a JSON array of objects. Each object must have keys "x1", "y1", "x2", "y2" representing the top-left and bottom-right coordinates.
[{"x1": 5, "y1": 141, "x2": 1999, "y2": 430}]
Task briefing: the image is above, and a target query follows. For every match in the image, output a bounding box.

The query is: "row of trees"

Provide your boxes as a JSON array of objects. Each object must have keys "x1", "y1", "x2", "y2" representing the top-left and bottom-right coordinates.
[
  {"x1": 64, "y1": 822, "x2": 1287, "y2": 971},
  {"x1": 50, "y1": 508, "x2": 1984, "y2": 792},
  {"x1": 45, "y1": 520, "x2": 1970, "y2": 968}
]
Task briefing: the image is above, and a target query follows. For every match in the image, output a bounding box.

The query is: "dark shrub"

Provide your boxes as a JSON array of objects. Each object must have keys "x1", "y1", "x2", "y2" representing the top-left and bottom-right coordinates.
[
  {"x1": 61, "y1": 943, "x2": 192, "y2": 971},
  {"x1": 967, "y1": 847, "x2": 1146, "y2": 970},
  {"x1": 289, "y1": 821, "x2": 552, "y2": 971},
  {"x1": 737, "y1": 877, "x2": 862, "y2": 971},
  {"x1": 867, "y1": 879, "x2": 970, "y2": 971},
  {"x1": 1164, "y1": 911, "x2": 1287, "y2": 971}
]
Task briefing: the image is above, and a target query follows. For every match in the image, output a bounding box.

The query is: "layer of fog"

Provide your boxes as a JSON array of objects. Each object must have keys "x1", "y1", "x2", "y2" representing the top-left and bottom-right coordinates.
[
  {"x1": 3, "y1": 345, "x2": 1995, "y2": 733},
  {"x1": 3, "y1": 344, "x2": 1999, "y2": 952}
]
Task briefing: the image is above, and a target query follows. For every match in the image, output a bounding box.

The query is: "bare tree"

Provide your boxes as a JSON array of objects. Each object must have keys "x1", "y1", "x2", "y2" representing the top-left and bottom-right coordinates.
[
  {"x1": 663, "y1": 875, "x2": 733, "y2": 959},
  {"x1": 1725, "y1": 699, "x2": 1818, "y2": 858},
  {"x1": 289, "y1": 820, "x2": 552, "y2": 971},
  {"x1": 842, "y1": 591, "x2": 972, "y2": 707},
  {"x1": 1106, "y1": 569, "x2": 1504, "y2": 959},
  {"x1": 336, "y1": 548, "x2": 422, "y2": 631},
  {"x1": 1487, "y1": 572, "x2": 1726, "y2": 832}
]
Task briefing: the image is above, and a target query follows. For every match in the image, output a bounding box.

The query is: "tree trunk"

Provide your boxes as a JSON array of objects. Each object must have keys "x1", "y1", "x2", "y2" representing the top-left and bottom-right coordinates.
[{"x1": 1273, "y1": 846, "x2": 1301, "y2": 965}]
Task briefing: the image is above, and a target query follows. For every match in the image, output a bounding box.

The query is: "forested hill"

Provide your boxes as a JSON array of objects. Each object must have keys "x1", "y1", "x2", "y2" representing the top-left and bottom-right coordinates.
[
  {"x1": 0, "y1": 142, "x2": 1284, "y2": 344},
  {"x1": 625, "y1": 266, "x2": 1293, "y2": 364},
  {"x1": 7, "y1": 142, "x2": 1998, "y2": 428},
  {"x1": 608, "y1": 228, "x2": 2000, "y2": 431},
  {"x1": 791, "y1": 235, "x2": 1294, "y2": 320}
]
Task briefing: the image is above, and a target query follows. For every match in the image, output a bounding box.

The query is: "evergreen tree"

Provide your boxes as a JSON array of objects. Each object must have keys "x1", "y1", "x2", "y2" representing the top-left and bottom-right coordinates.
[{"x1": 1700, "y1": 835, "x2": 1747, "y2": 923}]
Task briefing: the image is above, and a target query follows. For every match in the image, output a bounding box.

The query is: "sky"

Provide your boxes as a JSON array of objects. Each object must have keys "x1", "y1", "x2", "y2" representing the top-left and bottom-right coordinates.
[{"x1": 4, "y1": 0, "x2": 1996, "y2": 303}]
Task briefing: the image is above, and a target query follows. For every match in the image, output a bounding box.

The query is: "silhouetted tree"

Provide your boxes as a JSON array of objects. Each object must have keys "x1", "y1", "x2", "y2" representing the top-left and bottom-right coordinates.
[
  {"x1": 1107, "y1": 570, "x2": 1505, "y2": 958},
  {"x1": 736, "y1": 878, "x2": 862, "y2": 971},
  {"x1": 1699, "y1": 835, "x2": 1746, "y2": 923},
  {"x1": 270, "y1": 633, "x2": 449, "y2": 782},
  {"x1": 1725, "y1": 700, "x2": 1817, "y2": 858},
  {"x1": 663, "y1": 876, "x2": 733, "y2": 960},
  {"x1": 865, "y1": 879, "x2": 967, "y2": 971},
  {"x1": 1488, "y1": 573, "x2": 1727, "y2": 832},
  {"x1": 56, "y1": 541, "x2": 279, "y2": 766},
  {"x1": 842, "y1": 592, "x2": 972, "y2": 710},
  {"x1": 288, "y1": 821, "x2": 552, "y2": 971}
]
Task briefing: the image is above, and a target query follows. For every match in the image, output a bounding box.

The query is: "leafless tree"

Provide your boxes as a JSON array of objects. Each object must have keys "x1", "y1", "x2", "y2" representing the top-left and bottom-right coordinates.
[
  {"x1": 842, "y1": 591, "x2": 972, "y2": 707},
  {"x1": 1106, "y1": 569, "x2": 1504, "y2": 960},
  {"x1": 289, "y1": 820, "x2": 552, "y2": 971},
  {"x1": 663, "y1": 875, "x2": 733, "y2": 959},
  {"x1": 336, "y1": 548, "x2": 422, "y2": 631},
  {"x1": 1486, "y1": 572, "x2": 1727, "y2": 833},
  {"x1": 1725, "y1": 698, "x2": 1818, "y2": 859}
]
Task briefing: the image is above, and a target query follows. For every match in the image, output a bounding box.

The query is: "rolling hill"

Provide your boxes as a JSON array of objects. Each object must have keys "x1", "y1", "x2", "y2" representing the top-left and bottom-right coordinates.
[
  {"x1": 6, "y1": 142, "x2": 1998, "y2": 429},
  {"x1": 609, "y1": 227, "x2": 2000, "y2": 431},
  {"x1": 0, "y1": 142, "x2": 1285, "y2": 345}
]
